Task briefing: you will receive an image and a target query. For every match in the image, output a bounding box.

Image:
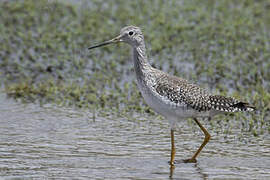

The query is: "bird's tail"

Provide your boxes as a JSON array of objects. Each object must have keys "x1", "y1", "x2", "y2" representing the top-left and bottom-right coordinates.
[
  {"x1": 209, "y1": 95, "x2": 255, "y2": 112},
  {"x1": 231, "y1": 102, "x2": 256, "y2": 112}
]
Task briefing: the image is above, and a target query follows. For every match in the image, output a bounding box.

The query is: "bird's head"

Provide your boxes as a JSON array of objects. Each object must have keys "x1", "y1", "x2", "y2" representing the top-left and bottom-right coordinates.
[{"x1": 88, "y1": 26, "x2": 144, "y2": 49}]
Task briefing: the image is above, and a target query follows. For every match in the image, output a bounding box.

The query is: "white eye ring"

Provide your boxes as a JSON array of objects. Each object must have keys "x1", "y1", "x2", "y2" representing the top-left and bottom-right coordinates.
[{"x1": 128, "y1": 31, "x2": 134, "y2": 36}]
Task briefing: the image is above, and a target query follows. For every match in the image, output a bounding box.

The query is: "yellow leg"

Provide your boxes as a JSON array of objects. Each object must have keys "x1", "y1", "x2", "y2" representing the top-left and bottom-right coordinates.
[
  {"x1": 169, "y1": 163, "x2": 175, "y2": 178},
  {"x1": 184, "y1": 118, "x2": 211, "y2": 163},
  {"x1": 170, "y1": 129, "x2": 176, "y2": 166}
]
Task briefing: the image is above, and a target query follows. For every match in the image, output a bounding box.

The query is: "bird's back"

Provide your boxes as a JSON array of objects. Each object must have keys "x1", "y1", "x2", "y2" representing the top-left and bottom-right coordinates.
[{"x1": 140, "y1": 68, "x2": 255, "y2": 119}]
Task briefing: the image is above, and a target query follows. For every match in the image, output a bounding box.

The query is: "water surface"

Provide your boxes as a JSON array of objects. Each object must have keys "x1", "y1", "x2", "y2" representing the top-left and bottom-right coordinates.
[{"x1": 0, "y1": 94, "x2": 269, "y2": 179}]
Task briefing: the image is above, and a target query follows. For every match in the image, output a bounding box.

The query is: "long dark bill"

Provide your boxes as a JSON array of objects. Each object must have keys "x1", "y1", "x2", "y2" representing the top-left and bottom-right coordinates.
[
  {"x1": 88, "y1": 35, "x2": 121, "y2": 50},
  {"x1": 88, "y1": 40, "x2": 114, "y2": 49}
]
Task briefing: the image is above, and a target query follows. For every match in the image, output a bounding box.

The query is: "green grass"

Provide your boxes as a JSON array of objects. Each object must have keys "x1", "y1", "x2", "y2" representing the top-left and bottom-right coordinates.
[{"x1": 0, "y1": 0, "x2": 269, "y2": 134}]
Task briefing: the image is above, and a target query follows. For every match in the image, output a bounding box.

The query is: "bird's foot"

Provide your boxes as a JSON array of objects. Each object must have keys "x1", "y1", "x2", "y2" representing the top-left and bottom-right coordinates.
[
  {"x1": 169, "y1": 158, "x2": 197, "y2": 165},
  {"x1": 182, "y1": 158, "x2": 197, "y2": 163}
]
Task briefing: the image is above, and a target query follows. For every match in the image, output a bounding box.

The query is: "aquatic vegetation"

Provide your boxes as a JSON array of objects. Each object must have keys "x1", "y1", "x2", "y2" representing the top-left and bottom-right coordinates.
[{"x1": 0, "y1": 0, "x2": 269, "y2": 134}]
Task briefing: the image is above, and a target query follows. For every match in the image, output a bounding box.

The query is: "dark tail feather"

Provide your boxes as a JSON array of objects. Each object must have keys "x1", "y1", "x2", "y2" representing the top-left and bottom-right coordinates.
[
  {"x1": 231, "y1": 102, "x2": 256, "y2": 112},
  {"x1": 209, "y1": 95, "x2": 255, "y2": 112}
]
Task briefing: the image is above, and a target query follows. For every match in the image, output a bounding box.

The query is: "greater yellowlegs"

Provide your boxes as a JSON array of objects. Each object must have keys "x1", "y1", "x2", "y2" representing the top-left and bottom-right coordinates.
[{"x1": 88, "y1": 26, "x2": 255, "y2": 166}]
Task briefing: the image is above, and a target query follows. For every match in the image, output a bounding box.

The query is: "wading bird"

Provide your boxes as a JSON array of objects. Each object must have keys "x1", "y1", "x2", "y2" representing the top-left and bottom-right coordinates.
[{"x1": 88, "y1": 26, "x2": 255, "y2": 166}]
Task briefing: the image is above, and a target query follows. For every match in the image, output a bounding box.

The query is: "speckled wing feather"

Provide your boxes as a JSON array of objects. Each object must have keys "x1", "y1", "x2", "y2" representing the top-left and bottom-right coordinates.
[
  {"x1": 208, "y1": 95, "x2": 255, "y2": 112},
  {"x1": 154, "y1": 73, "x2": 255, "y2": 113}
]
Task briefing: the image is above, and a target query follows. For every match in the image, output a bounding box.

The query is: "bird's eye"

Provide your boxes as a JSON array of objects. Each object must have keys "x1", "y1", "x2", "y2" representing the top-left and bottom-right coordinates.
[{"x1": 128, "y1": 31, "x2": 134, "y2": 36}]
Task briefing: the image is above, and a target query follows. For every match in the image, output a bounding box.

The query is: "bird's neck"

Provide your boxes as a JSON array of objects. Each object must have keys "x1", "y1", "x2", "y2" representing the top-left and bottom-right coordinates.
[{"x1": 132, "y1": 44, "x2": 151, "y2": 83}]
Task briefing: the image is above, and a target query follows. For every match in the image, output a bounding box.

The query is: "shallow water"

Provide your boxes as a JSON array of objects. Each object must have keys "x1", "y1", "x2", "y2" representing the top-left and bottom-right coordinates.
[{"x1": 0, "y1": 93, "x2": 269, "y2": 179}]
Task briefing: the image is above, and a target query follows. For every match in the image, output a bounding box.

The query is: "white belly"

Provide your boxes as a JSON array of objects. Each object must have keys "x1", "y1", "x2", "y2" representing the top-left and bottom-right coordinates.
[{"x1": 139, "y1": 84, "x2": 210, "y2": 120}]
